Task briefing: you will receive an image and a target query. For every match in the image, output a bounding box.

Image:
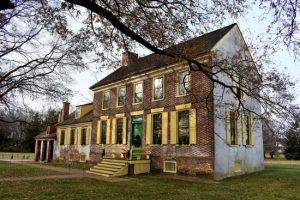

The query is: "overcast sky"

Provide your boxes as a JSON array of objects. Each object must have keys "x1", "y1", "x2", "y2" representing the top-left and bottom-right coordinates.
[{"x1": 33, "y1": 3, "x2": 300, "y2": 114}]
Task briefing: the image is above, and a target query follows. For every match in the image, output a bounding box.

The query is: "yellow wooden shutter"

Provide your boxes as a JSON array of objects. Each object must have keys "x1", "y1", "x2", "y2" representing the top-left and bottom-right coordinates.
[
  {"x1": 65, "y1": 129, "x2": 69, "y2": 144},
  {"x1": 111, "y1": 119, "x2": 116, "y2": 144},
  {"x1": 226, "y1": 109, "x2": 231, "y2": 145},
  {"x1": 146, "y1": 114, "x2": 152, "y2": 145},
  {"x1": 78, "y1": 127, "x2": 82, "y2": 145},
  {"x1": 57, "y1": 130, "x2": 61, "y2": 145},
  {"x1": 189, "y1": 109, "x2": 197, "y2": 144},
  {"x1": 170, "y1": 111, "x2": 177, "y2": 144},
  {"x1": 250, "y1": 114, "x2": 254, "y2": 145},
  {"x1": 74, "y1": 128, "x2": 78, "y2": 145},
  {"x1": 106, "y1": 119, "x2": 111, "y2": 144},
  {"x1": 86, "y1": 127, "x2": 90, "y2": 145},
  {"x1": 242, "y1": 114, "x2": 247, "y2": 145},
  {"x1": 68, "y1": 129, "x2": 70, "y2": 145},
  {"x1": 236, "y1": 112, "x2": 241, "y2": 145},
  {"x1": 97, "y1": 120, "x2": 101, "y2": 144},
  {"x1": 162, "y1": 112, "x2": 168, "y2": 144},
  {"x1": 122, "y1": 117, "x2": 127, "y2": 144}
]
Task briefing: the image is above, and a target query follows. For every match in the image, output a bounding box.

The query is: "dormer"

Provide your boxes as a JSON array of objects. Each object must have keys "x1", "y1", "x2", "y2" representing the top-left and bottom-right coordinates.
[{"x1": 74, "y1": 103, "x2": 93, "y2": 119}]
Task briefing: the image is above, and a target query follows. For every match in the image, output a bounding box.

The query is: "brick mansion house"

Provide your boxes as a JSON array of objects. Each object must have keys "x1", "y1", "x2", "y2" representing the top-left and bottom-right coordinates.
[{"x1": 34, "y1": 24, "x2": 264, "y2": 180}]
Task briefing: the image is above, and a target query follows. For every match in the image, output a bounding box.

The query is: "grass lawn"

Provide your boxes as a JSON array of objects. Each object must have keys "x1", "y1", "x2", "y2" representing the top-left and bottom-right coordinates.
[
  {"x1": 0, "y1": 162, "x2": 65, "y2": 177},
  {"x1": 0, "y1": 161, "x2": 299, "y2": 199}
]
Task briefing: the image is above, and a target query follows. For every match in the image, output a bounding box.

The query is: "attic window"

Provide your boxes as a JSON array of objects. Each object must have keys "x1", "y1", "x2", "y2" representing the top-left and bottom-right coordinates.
[{"x1": 75, "y1": 107, "x2": 80, "y2": 119}]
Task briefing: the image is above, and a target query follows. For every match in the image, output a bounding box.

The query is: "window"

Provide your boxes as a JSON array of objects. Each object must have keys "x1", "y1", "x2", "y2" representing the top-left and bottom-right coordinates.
[
  {"x1": 153, "y1": 77, "x2": 164, "y2": 100},
  {"x1": 70, "y1": 129, "x2": 75, "y2": 145},
  {"x1": 244, "y1": 115, "x2": 250, "y2": 145},
  {"x1": 146, "y1": 111, "x2": 168, "y2": 145},
  {"x1": 232, "y1": 74, "x2": 245, "y2": 100},
  {"x1": 152, "y1": 113, "x2": 162, "y2": 144},
  {"x1": 117, "y1": 87, "x2": 126, "y2": 107},
  {"x1": 81, "y1": 128, "x2": 87, "y2": 145},
  {"x1": 242, "y1": 113, "x2": 254, "y2": 146},
  {"x1": 178, "y1": 110, "x2": 190, "y2": 145},
  {"x1": 102, "y1": 91, "x2": 110, "y2": 109},
  {"x1": 230, "y1": 111, "x2": 237, "y2": 145},
  {"x1": 226, "y1": 109, "x2": 240, "y2": 145},
  {"x1": 75, "y1": 107, "x2": 80, "y2": 119},
  {"x1": 116, "y1": 118, "x2": 123, "y2": 144},
  {"x1": 170, "y1": 105, "x2": 196, "y2": 145},
  {"x1": 101, "y1": 120, "x2": 107, "y2": 144},
  {"x1": 178, "y1": 71, "x2": 191, "y2": 96},
  {"x1": 133, "y1": 82, "x2": 143, "y2": 104},
  {"x1": 60, "y1": 130, "x2": 65, "y2": 145}
]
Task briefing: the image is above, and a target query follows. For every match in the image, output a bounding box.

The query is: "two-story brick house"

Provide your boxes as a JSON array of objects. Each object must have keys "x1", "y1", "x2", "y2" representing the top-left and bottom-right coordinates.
[
  {"x1": 52, "y1": 24, "x2": 263, "y2": 179},
  {"x1": 83, "y1": 24, "x2": 264, "y2": 180}
]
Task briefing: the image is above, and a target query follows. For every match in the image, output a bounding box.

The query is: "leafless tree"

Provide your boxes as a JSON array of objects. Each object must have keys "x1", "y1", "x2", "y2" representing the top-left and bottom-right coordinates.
[{"x1": 0, "y1": 0, "x2": 96, "y2": 122}]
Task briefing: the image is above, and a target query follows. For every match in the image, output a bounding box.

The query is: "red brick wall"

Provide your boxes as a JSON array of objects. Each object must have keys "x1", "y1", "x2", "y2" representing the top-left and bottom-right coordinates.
[{"x1": 90, "y1": 67, "x2": 214, "y2": 174}]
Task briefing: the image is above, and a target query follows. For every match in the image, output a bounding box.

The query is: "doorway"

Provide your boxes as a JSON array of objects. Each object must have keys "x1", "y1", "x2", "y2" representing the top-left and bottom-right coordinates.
[{"x1": 131, "y1": 115, "x2": 143, "y2": 148}]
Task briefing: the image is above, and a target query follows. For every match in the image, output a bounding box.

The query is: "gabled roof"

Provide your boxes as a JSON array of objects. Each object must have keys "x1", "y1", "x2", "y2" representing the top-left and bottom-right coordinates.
[
  {"x1": 56, "y1": 110, "x2": 93, "y2": 126},
  {"x1": 90, "y1": 24, "x2": 236, "y2": 90}
]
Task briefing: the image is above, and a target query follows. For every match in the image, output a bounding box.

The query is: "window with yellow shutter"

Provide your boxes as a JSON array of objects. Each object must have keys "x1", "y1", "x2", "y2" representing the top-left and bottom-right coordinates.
[
  {"x1": 101, "y1": 120, "x2": 107, "y2": 144},
  {"x1": 153, "y1": 113, "x2": 162, "y2": 144},
  {"x1": 226, "y1": 109, "x2": 241, "y2": 145},
  {"x1": 116, "y1": 118, "x2": 123, "y2": 144},
  {"x1": 178, "y1": 110, "x2": 190, "y2": 145},
  {"x1": 60, "y1": 130, "x2": 65, "y2": 145},
  {"x1": 81, "y1": 128, "x2": 87, "y2": 145},
  {"x1": 242, "y1": 113, "x2": 254, "y2": 146},
  {"x1": 70, "y1": 129, "x2": 76, "y2": 145}
]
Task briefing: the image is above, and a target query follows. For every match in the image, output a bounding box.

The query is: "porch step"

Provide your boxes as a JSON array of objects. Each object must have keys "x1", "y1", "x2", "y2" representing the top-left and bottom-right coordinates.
[
  {"x1": 101, "y1": 160, "x2": 127, "y2": 166},
  {"x1": 88, "y1": 159, "x2": 128, "y2": 177},
  {"x1": 102, "y1": 158, "x2": 128, "y2": 163},
  {"x1": 89, "y1": 168, "x2": 115, "y2": 175},
  {"x1": 93, "y1": 165, "x2": 120, "y2": 172},
  {"x1": 97, "y1": 163, "x2": 123, "y2": 169},
  {"x1": 86, "y1": 170, "x2": 110, "y2": 177}
]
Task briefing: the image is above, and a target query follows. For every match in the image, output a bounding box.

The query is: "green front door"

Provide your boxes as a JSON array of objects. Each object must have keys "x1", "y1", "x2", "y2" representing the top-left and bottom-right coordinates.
[{"x1": 131, "y1": 115, "x2": 143, "y2": 148}]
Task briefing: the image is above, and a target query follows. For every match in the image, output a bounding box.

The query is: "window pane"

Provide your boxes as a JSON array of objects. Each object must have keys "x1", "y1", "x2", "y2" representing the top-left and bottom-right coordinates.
[
  {"x1": 103, "y1": 91, "x2": 110, "y2": 109},
  {"x1": 154, "y1": 77, "x2": 163, "y2": 99},
  {"x1": 153, "y1": 113, "x2": 162, "y2": 144},
  {"x1": 116, "y1": 119, "x2": 123, "y2": 144},
  {"x1": 75, "y1": 107, "x2": 80, "y2": 119},
  {"x1": 60, "y1": 131, "x2": 65, "y2": 145},
  {"x1": 230, "y1": 111, "x2": 236, "y2": 144},
  {"x1": 70, "y1": 129, "x2": 75, "y2": 145},
  {"x1": 178, "y1": 110, "x2": 189, "y2": 145},
  {"x1": 179, "y1": 71, "x2": 190, "y2": 95},
  {"x1": 245, "y1": 115, "x2": 250, "y2": 145},
  {"x1": 101, "y1": 121, "x2": 107, "y2": 144},
  {"x1": 81, "y1": 128, "x2": 86, "y2": 145},
  {"x1": 134, "y1": 83, "x2": 143, "y2": 103},
  {"x1": 118, "y1": 87, "x2": 126, "y2": 106}
]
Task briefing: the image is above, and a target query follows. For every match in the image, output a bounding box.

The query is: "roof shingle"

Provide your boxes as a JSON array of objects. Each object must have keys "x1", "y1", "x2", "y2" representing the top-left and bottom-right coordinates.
[
  {"x1": 90, "y1": 24, "x2": 236, "y2": 89},
  {"x1": 56, "y1": 110, "x2": 93, "y2": 126}
]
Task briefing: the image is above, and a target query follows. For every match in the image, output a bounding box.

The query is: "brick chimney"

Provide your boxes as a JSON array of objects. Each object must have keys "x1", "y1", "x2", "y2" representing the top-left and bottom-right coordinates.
[
  {"x1": 46, "y1": 125, "x2": 57, "y2": 135},
  {"x1": 122, "y1": 51, "x2": 138, "y2": 67},
  {"x1": 59, "y1": 102, "x2": 70, "y2": 122}
]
